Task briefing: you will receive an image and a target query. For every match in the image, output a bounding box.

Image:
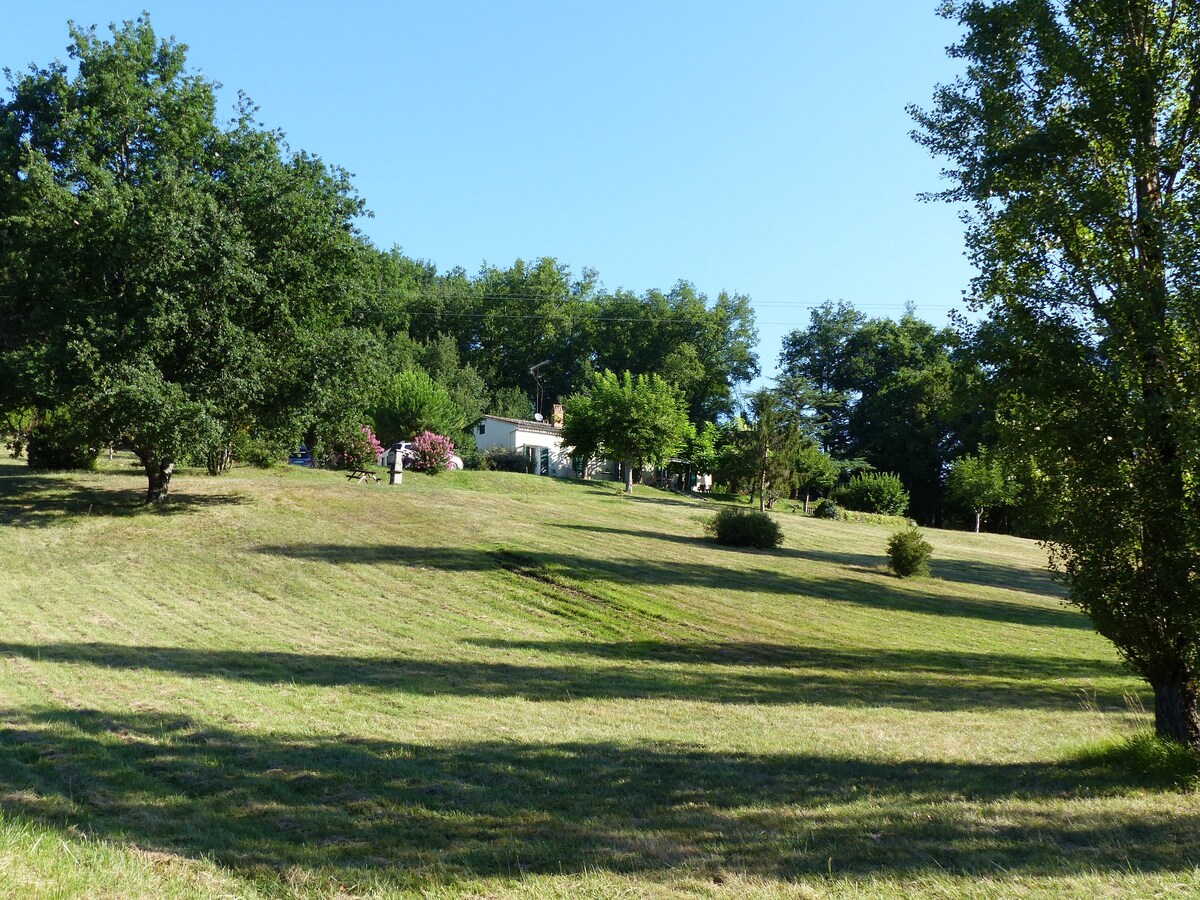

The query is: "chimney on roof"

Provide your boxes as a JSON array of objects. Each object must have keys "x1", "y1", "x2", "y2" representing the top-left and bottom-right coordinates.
[{"x1": 551, "y1": 403, "x2": 564, "y2": 427}]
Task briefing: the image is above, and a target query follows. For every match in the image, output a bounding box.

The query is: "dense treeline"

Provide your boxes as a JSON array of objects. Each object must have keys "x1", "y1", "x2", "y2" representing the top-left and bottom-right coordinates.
[
  {"x1": 771, "y1": 302, "x2": 992, "y2": 527},
  {"x1": 0, "y1": 18, "x2": 759, "y2": 501},
  {"x1": 364, "y1": 252, "x2": 760, "y2": 429}
]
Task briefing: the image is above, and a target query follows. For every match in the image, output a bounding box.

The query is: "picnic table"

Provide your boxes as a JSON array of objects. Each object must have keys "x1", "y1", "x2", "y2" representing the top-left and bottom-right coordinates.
[{"x1": 346, "y1": 469, "x2": 380, "y2": 484}]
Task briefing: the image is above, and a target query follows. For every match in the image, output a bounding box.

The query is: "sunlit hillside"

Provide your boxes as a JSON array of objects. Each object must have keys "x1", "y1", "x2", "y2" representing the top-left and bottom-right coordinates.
[{"x1": 0, "y1": 457, "x2": 1194, "y2": 899}]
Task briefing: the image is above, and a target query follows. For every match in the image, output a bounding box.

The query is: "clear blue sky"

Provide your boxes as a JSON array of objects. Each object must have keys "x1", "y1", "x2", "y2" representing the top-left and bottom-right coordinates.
[{"x1": 1, "y1": 2, "x2": 973, "y2": 382}]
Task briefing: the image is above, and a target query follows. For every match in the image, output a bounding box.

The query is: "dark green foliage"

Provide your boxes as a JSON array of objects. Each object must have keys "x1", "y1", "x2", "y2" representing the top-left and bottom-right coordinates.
[
  {"x1": 686, "y1": 421, "x2": 721, "y2": 475},
  {"x1": 777, "y1": 300, "x2": 863, "y2": 456},
  {"x1": 947, "y1": 451, "x2": 1018, "y2": 532},
  {"x1": 458, "y1": 447, "x2": 484, "y2": 470},
  {"x1": 0, "y1": 17, "x2": 372, "y2": 502},
  {"x1": 236, "y1": 430, "x2": 291, "y2": 469},
  {"x1": 373, "y1": 370, "x2": 467, "y2": 447},
  {"x1": 25, "y1": 409, "x2": 98, "y2": 471},
  {"x1": 839, "y1": 473, "x2": 909, "y2": 516},
  {"x1": 491, "y1": 387, "x2": 534, "y2": 421},
  {"x1": 705, "y1": 507, "x2": 784, "y2": 550},
  {"x1": 482, "y1": 448, "x2": 531, "y2": 473},
  {"x1": 560, "y1": 370, "x2": 692, "y2": 494},
  {"x1": 887, "y1": 528, "x2": 933, "y2": 578},
  {"x1": 778, "y1": 302, "x2": 988, "y2": 524},
  {"x1": 1, "y1": 408, "x2": 36, "y2": 459},
  {"x1": 913, "y1": 0, "x2": 1200, "y2": 746},
  {"x1": 734, "y1": 389, "x2": 807, "y2": 513},
  {"x1": 813, "y1": 499, "x2": 842, "y2": 520},
  {"x1": 399, "y1": 260, "x2": 759, "y2": 426}
]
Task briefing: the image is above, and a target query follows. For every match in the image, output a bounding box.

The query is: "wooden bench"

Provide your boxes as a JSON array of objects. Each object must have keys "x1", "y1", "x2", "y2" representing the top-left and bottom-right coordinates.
[{"x1": 346, "y1": 469, "x2": 379, "y2": 484}]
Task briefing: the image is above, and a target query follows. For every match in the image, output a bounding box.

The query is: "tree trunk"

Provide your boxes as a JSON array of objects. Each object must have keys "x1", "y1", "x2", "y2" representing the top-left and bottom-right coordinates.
[
  {"x1": 1152, "y1": 675, "x2": 1200, "y2": 748},
  {"x1": 145, "y1": 460, "x2": 175, "y2": 503},
  {"x1": 974, "y1": 509, "x2": 982, "y2": 533},
  {"x1": 804, "y1": 492, "x2": 810, "y2": 514},
  {"x1": 759, "y1": 470, "x2": 766, "y2": 512},
  {"x1": 624, "y1": 459, "x2": 633, "y2": 494}
]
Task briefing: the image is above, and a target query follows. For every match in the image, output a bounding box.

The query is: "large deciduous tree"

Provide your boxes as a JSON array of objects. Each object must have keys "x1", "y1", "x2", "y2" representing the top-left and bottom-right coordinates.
[
  {"x1": 913, "y1": 1, "x2": 1200, "y2": 745},
  {"x1": 561, "y1": 370, "x2": 692, "y2": 493},
  {"x1": 0, "y1": 17, "x2": 368, "y2": 501}
]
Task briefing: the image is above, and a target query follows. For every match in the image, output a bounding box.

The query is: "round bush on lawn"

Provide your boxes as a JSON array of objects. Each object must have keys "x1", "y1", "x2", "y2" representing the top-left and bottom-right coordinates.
[
  {"x1": 813, "y1": 498, "x2": 842, "y2": 520},
  {"x1": 706, "y1": 507, "x2": 784, "y2": 549},
  {"x1": 887, "y1": 527, "x2": 933, "y2": 577}
]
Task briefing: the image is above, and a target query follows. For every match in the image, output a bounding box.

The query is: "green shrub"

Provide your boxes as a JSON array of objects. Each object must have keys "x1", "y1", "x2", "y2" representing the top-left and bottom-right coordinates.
[
  {"x1": 705, "y1": 507, "x2": 783, "y2": 549},
  {"x1": 842, "y1": 510, "x2": 913, "y2": 527},
  {"x1": 459, "y1": 447, "x2": 484, "y2": 470},
  {"x1": 839, "y1": 472, "x2": 910, "y2": 516},
  {"x1": 887, "y1": 527, "x2": 933, "y2": 577},
  {"x1": 239, "y1": 431, "x2": 289, "y2": 469},
  {"x1": 482, "y1": 447, "x2": 531, "y2": 473},
  {"x1": 26, "y1": 410, "x2": 98, "y2": 471},
  {"x1": 813, "y1": 498, "x2": 842, "y2": 520}
]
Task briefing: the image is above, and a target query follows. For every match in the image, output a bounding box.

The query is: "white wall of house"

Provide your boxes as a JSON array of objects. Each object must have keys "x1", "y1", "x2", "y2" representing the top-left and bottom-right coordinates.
[{"x1": 475, "y1": 416, "x2": 617, "y2": 480}]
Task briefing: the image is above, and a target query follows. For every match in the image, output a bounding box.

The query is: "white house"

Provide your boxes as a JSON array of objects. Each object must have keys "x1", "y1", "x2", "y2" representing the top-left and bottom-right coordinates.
[{"x1": 474, "y1": 414, "x2": 617, "y2": 480}]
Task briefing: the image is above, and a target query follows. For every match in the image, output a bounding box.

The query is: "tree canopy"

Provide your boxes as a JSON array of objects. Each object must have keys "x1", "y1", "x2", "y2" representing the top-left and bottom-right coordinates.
[
  {"x1": 0, "y1": 17, "x2": 371, "y2": 500},
  {"x1": 561, "y1": 370, "x2": 692, "y2": 493},
  {"x1": 913, "y1": 0, "x2": 1200, "y2": 747}
]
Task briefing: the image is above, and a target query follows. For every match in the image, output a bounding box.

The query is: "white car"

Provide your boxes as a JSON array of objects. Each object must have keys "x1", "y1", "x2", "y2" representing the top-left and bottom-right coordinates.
[{"x1": 383, "y1": 442, "x2": 415, "y2": 469}]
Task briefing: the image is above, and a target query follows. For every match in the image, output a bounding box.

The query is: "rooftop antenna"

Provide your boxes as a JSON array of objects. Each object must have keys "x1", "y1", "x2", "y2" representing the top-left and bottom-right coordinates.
[{"x1": 528, "y1": 359, "x2": 551, "y2": 420}]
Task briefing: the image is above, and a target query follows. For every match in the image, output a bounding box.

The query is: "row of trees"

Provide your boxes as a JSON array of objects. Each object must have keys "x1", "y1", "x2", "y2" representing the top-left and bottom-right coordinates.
[{"x1": 0, "y1": 18, "x2": 760, "y2": 502}]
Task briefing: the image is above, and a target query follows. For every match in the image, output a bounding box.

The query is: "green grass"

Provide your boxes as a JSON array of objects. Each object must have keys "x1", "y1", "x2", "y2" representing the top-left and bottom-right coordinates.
[{"x1": 0, "y1": 455, "x2": 1196, "y2": 898}]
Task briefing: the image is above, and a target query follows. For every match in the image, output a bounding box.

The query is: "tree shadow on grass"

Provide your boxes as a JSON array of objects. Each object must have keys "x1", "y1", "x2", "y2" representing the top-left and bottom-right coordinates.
[
  {"x1": 0, "y1": 706, "x2": 1194, "y2": 890},
  {"x1": 790, "y1": 547, "x2": 1062, "y2": 598},
  {"x1": 253, "y1": 541, "x2": 1090, "y2": 632},
  {"x1": 573, "y1": 481, "x2": 698, "y2": 506},
  {"x1": 463, "y1": 638, "x2": 1127, "y2": 681},
  {"x1": 0, "y1": 640, "x2": 1132, "y2": 711},
  {"x1": 549, "y1": 521, "x2": 713, "y2": 549},
  {"x1": 0, "y1": 470, "x2": 244, "y2": 528},
  {"x1": 551, "y1": 523, "x2": 1064, "y2": 599}
]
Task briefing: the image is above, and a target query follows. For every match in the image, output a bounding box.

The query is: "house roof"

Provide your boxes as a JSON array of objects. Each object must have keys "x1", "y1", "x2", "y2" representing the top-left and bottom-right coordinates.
[{"x1": 482, "y1": 414, "x2": 563, "y2": 435}]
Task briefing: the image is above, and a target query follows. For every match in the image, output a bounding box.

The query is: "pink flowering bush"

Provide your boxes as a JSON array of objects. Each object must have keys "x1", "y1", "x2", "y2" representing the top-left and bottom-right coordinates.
[
  {"x1": 335, "y1": 424, "x2": 384, "y2": 471},
  {"x1": 409, "y1": 430, "x2": 454, "y2": 474}
]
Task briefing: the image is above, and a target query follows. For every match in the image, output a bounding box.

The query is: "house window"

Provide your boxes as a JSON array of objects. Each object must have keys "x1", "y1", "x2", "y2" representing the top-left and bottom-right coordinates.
[{"x1": 478, "y1": 422, "x2": 486, "y2": 435}]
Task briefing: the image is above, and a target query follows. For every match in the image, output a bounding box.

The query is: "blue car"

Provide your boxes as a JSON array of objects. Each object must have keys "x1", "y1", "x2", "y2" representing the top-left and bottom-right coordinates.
[{"x1": 288, "y1": 444, "x2": 313, "y2": 467}]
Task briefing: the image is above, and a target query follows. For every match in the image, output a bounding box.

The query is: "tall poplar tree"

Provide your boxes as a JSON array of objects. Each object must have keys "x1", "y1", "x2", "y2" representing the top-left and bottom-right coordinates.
[{"x1": 913, "y1": 2, "x2": 1200, "y2": 745}]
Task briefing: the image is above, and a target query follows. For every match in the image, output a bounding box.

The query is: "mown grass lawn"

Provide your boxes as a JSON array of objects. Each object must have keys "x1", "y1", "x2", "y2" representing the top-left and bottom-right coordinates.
[{"x1": 0, "y1": 456, "x2": 1195, "y2": 898}]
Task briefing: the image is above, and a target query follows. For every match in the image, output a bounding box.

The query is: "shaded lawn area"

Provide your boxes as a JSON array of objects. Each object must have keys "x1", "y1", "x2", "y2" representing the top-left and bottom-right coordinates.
[
  {"x1": 0, "y1": 706, "x2": 1196, "y2": 889},
  {"x1": 550, "y1": 522, "x2": 1065, "y2": 599},
  {"x1": 0, "y1": 465, "x2": 244, "y2": 527},
  {"x1": 0, "y1": 640, "x2": 1130, "y2": 712}
]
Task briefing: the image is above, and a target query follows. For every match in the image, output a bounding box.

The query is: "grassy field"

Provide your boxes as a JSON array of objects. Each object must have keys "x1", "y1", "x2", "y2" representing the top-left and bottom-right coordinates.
[{"x1": 0, "y1": 455, "x2": 1196, "y2": 898}]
